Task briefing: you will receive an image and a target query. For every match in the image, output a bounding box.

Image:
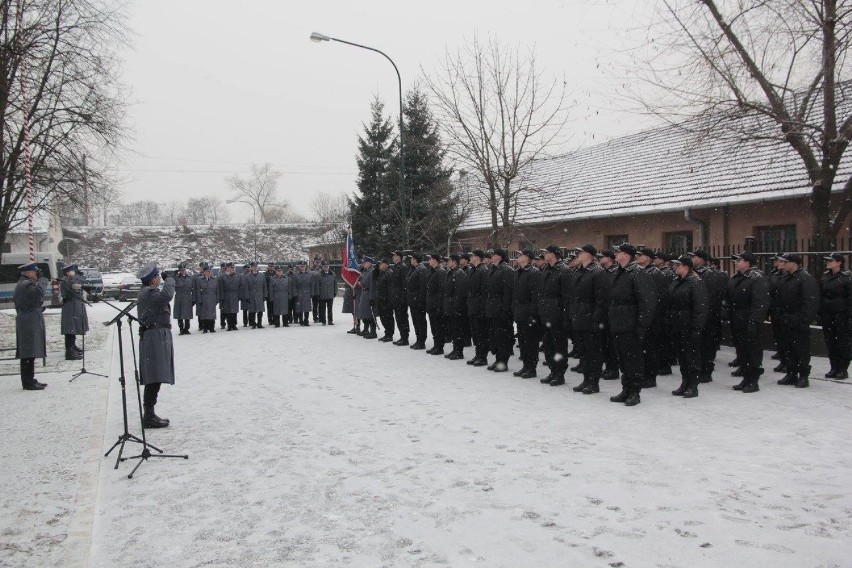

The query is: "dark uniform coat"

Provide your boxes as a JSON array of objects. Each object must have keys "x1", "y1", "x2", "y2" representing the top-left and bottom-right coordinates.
[
  {"x1": 466, "y1": 263, "x2": 489, "y2": 317},
  {"x1": 485, "y1": 263, "x2": 514, "y2": 319},
  {"x1": 375, "y1": 267, "x2": 395, "y2": 315},
  {"x1": 60, "y1": 274, "x2": 89, "y2": 335},
  {"x1": 606, "y1": 261, "x2": 657, "y2": 332},
  {"x1": 666, "y1": 273, "x2": 709, "y2": 331},
  {"x1": 137, "y1": 278, "x2": 176, "y2": 385},
  {"x1": 14, "y1": 277, "x2": 47, "y2": 359},
  {"x1": 195, "y1": 275, "x2": 219, "y2": 320},
  {"x1": 511, "y1": 265, "x2": 539, "y2": 323},
  {"x1": 776, "y1": 269, "x2": 820, "y2": 328},
  {"x1": 566, "y1": 263, "x2": 607, "y2": 331},
  {"x1": 406, "y1": 264, "x2": 429, "y2": 311},
  {"x1": 537, "y1": 262, "x2": 565, "y2": 327},
  {"x1": 443, "y1": 266, "x2": 469, "y2": 317},
  {"x1": 391, "y1": 262, "x2": 410, "y2": 308},
  {"x1": 173, "y1": 273, "x2": 195, "y2": 319},
  {"x1": 218, "y1": 273, "x2": 241, "y2": 314},
  {"x1": 317, "y1": 270, "x2": 337, "y2": 300},
  {"x1": 725, "y1": 267, "x2": 770, "y2": 328},
  {"x1": 819, "y1": 270, "x2": 852, "y2": 324},
  {"x1": 426, "y1": 266, "x2": 447, "y2": 315}
]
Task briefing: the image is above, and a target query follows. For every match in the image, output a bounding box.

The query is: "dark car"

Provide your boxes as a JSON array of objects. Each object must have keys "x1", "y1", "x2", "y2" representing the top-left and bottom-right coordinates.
[
  {"x1": 118, "y1": 276, "x2": 142, "y2": 302},
  {"x1": 79, "y1": 267, "x2": 104, "y2": 302}
]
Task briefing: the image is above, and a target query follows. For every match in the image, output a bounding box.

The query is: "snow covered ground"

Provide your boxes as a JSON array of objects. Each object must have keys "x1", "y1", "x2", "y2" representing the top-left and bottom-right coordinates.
[{"x1": 2, "y1": 301, "x2": 851, "y2": 568}]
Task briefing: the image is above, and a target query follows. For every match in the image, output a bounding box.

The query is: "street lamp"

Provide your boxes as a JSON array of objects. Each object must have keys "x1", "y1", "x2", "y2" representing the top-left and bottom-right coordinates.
[
  {"x1": 310, "y1": 31, "x2": 408, "y2": 248},
  {"x1": 226, "y1": 198, "x2": 258, "y2": 261}
]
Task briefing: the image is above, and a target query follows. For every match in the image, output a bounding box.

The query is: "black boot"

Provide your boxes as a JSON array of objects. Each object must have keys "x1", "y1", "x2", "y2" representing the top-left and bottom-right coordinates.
[
  {"x1": 728, "y1": 358, "x2": 741, "y2": 367},
  {"x1": 540, "y1": 371, "x2": 555, "y2": 384},
  {"x1": 777, "y1": 372, "x2": 797, "y2": 385},
  {"x1": 65, "y1": 349, "x2": 83, "y2": 361},
  {"x1": 582, "y1": 376, "x2": 600, "y2": 394},
  {"x1": 513, "y1": 366, "x2": 529, "y2": 377},
  {"x1": 520, "y1": 367, "x2": 538, "y2": 379},
  {"x1": 681, "y1": 376, "x2": 699, "y2": 398},
  {"x1": 773, "y1": 363, "x2": 787, "y2": 373},
  {"x1": 795, "y1": 366, "x2": 810, "y2": 388},
  {"x1": 394, "y1": 337, "x2": 409, "y2": 346},
  {"x1": 610, "y1": 389, "x2": 629, "y2": 403},
  {"x1": 624, "y1": 390, "x2": 641, "y2": 406},
  {"x1": 672, "y1": 379, "x2": 687, "y2": 396},
  {"x1": 410, "y1": 341, "x2": 426, "y2": 350},
  {"x1": 602, "y1": 368, "x2": 619, "y2": 380},
  {"x1": 549, "y1": 373, "x2": 565, "y2": 386},
  {"x1": 379, "y1": 334, "x2": 394, "y2": 343},
  {"x1": 642, "y1": 375, "x2": 657, "y2": 388},
  {"x1": 572, "y1": 376, "x2": 589, "y2": 392},
  {"x1": 143, "y1": 405, "x2": 169, "y2": 428},
  {"x1": 741, "y1": 369, "x2": 762, "y2": 393},
  {"x1": 731, "y1": 368, "x2": 745, "y2": 377}
]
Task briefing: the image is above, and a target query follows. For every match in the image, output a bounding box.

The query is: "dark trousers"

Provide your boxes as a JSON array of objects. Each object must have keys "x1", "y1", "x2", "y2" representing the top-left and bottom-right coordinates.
[
  {"x1": 779, "y1": 324, "x2": 811, "y2": 374},
  {"x1": 461, "y1": 311, "x2": 471, "y2": 346},
  {"x1": 659, "y1": 315, "x2": 677, "y2": 366},
  {"x1": 700, "y1": 319, "x2": 721, "y2": 375},
  {"x1": 200, "y1": 319, "x2": 215, "y2": 331},
  {"x1": 601, "y1": 323, "x2": 619, "y2": 373},
  {"x1": 312, "y1": 296, "x2": 320, "y2": 321},
  {"x1": 266, "y1": 300, "x2": 274, "y2": 323},
  {"x1": 393, "y1": 303, "x2": 409, "y2": 338},
  {"x1": 489, "y1": 316, "x2": 514, "y2": 364},
  {"x1": 448, "y1": 315, "x2": 466, "y2": 352},
  {"x1": 143, "y1": 382, "x2": 161, "y2": 407},
  {"x1": 249, "y1": 312, "x2": 264, "y2": 327},
  {"x1": 411, "y1": 307, "x2": 428, "y2": 344},
  {"x1": 730, "y1": 324, "x2": 763, "y2": 373},
  {"x1": 177, "y1": 319, "x2": 191, "y2": 332},
  {"x1": 64, "y1": 334, "x2": 77, "y2": 350},
  {"x1": 427, "y1": 310, "x2": 445, "y2": 347},
  {"x1": 470, "y1": 315, "x2": 489, "y2": 360},
  {"x1": 242, "y1": 309, "x2": 249, "y2": 327},
  {"x1": 20, "y1": 357, "x2": 35, "y2": 388},
  {"x1": 225, "y1": 313, "x2": 237, "y2": 330},
  {"x1": 541, "y1": 319, "x2": 568, "y2": 374},
  {"x1": 642, "y1": 318, "x2": 661, "y2": 380},
  {"x1": 674, "y1": 329, "x2": 702, "y2": 381},
  {"x1": 379, "y1": 309, "x2": 395, "y2": 337},
  {"x1": 319, "y1": 299, "x2": 333, "y2": 324},
  {"x1": 516, "y1": 320, "x2": 541, "y2": 370},
  {"x1": 220, "y1": 310, "x2": 227, "y2": 328},
  {"x1": 822, "y1": 313, "x2": 852, "y2": 372},
  {"x1": 575, "y1": 329, "x2": 603, "y2": 378},
  {"x1": 612, "y1": 331, "x2": 644, "y2": 391},
  {"x1": 288, "y1": 298, "x2": 296, "y2": 324}
]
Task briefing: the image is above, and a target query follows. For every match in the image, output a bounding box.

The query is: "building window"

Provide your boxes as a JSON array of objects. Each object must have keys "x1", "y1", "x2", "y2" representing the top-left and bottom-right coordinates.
[
  {"x1": 1, "y1": 243, "x2": 9, "y2": 254},
  {"x1": 665, "y1": 231, "x2": 693, "y2": 254},
  {"x1": 754, "y1": 225, "x2": 797, "y2": 253},
  {"x1": 605, "y1": 234, "x2": 628, "y2": 249}
]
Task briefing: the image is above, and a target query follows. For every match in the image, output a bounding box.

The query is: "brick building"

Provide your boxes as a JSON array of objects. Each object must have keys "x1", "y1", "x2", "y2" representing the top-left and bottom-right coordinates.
[{"x1": 454, "y1": 113, "x2": 852, "y2": 261}]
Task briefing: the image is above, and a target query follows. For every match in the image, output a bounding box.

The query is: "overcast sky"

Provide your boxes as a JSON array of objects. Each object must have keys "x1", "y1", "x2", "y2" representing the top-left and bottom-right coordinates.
[{"x1": 115, "y1": 0, "x2": 658, "y2": 221}]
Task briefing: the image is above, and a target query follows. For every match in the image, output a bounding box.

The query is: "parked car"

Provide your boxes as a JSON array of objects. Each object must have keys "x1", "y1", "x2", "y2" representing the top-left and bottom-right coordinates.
[
  {"x1": 101, "y1": 272, "x2": 134, "y2": 300},
  {"x1": 0, "y1": 251, "x2": 63, "y2": 308},
  {"x1": 118, "y1": 276, "x2": 142, "y2": 302},
  {"x1": 78, "y1": 267, "x2": 104, "y2": 302}
]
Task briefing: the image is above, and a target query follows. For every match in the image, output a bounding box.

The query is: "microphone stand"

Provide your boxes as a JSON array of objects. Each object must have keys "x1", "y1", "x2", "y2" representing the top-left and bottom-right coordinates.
[{"x1": 70, "y1": 299, "x2": 108, "y2": 382}]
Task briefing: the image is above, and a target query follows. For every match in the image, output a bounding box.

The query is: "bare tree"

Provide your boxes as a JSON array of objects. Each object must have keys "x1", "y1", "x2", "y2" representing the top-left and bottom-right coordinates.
[
  {"x1": 624, "y1": 0, "x2": 852, "y2": 247},
  {"x1": 0, "y1": 0, "x2": 127, "y2": 253},
  {"x1": 309, "y1": 191, "x2": 350, "y2": 225},
  {"x1": 185, "y1": 196, "x2": 230, "y2": 225},
  {"x1": 226, "y1": 163, "x2": 283, "y2": 223},
  {"x1": 424, "y1": 37, "x2": 570, "y2": 247}
]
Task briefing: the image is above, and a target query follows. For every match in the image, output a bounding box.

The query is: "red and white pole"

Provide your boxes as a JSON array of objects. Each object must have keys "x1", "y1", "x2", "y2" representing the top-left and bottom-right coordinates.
[{"x1": 16, "y1": 0, "x2": 35, "y2": 262}]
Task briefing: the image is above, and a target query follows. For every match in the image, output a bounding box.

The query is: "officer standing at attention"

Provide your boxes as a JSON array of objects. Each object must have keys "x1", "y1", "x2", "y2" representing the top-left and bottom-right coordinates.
[
  {"x1": 775, "y1": 253, "x2": 820, "y2": 388},
  {"x1": 819, "y1": 253, "x2": 851, "y2": 379},
  {"x1": 724, "y1": 251, "x2": 770, "y2": 393},
  {"x1": 666, "y1": 256, "x2": 709, "y2": 398},
  {"x1": 14, "y1": 262, "x2": 48, "y2": 390}
]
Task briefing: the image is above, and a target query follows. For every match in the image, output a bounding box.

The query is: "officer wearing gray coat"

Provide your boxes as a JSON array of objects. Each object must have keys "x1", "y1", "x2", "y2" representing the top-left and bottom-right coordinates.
[
  {"x1": 270, "y1": 266, "x2": 291, "y2": 327},
  {"x1": 136, "y1": 263, "x2": 175, "y2": 428},
  {"x1": 243, "y1": 262, "x2": 267, "y2": 328},
  {"x1": 317, "y1": 260, "x2": 337, "y2": 325},
  {"x1": 14, "y1": 262, "x2": 48, "y2": 390},
  {"x1": 172, "y1": 264, "x2": 195, "y2": 335},
  {"x1": 218, "y1": 262, "x2": 241, "y2": 331},
  {"x1": 60, "y1": 264, "x2": 88, "y2": 360},
  {"x1": 294, "y1": 261, "x2": 314, "y2": 325},
  {"x1": 355, "y1": 257, "x2": 377, "y2": 338},
  {"x1": 195, "y1": 266, "x2": 219, "y2": 332}
]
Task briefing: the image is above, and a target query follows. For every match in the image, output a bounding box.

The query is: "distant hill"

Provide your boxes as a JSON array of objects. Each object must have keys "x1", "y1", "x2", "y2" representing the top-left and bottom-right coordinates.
[{"x1": 61, "y1": 223, "x2": 332, "y2": 271}]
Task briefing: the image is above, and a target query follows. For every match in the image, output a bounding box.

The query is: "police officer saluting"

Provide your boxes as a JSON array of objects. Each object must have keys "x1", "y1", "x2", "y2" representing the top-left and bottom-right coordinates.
[
  {"x1": 819, "y1": 253, "x2": 851, "y2": 379},
  {"x1": 14, "y1": 262, "x2": 48, "y2": 390},
  {"x1": 173, "y1": 263, "x2": 195, "y2": 335},
  {"x1": 136, "y1": 263, "x2": 175, "y2": 428},
  {"x1": 725, "y1": 251, "x2": 769, "y2": 392},
  {"x1": 60, "y1": 264, "x2": 87, "y2": 360},
  {"x1": 667, "y1": 256, "x2": 709, "y2": 398}
]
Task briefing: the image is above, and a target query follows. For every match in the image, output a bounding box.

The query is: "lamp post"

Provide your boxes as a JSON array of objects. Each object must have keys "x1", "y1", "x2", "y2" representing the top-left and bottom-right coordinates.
[
  {"x1": 310, "y1": 31, "x2": 408, "y2": 248},
  {"x1": 226, "y1": 199, "x2": 258, "y2": 261}
]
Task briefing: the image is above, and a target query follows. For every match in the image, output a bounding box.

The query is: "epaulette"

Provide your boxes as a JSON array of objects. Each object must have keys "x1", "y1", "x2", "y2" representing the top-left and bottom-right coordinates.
[
  {"x1": 745, "y1": 269, "x2": 764, "y2": 279},
  {"x1": 842, "y1": 270, "x2": 851, "y2": 277}
]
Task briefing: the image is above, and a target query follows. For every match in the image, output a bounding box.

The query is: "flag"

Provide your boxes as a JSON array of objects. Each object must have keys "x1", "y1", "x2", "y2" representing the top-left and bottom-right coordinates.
[{"x1": 341, "y1": 227, "x2": 361, "y2": 288}]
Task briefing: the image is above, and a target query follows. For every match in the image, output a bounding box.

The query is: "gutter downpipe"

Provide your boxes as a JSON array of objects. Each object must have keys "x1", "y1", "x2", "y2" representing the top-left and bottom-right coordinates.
[{"x1": 684, "y1": 208, "x2": 709, "y2": 247}]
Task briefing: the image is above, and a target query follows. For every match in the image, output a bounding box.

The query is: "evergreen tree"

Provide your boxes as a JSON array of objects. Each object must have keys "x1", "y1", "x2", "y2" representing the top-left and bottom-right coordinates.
[
  {"x1": 388, "y1": 86, "x2": 458, "y2": 252},
  {"x1": 350, "y1": 96, "x2": 396, "y2": 256}
]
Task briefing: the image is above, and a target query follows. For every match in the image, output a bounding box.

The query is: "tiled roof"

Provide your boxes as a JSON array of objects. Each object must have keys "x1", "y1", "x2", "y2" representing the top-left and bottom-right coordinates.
[{"x1": 459, "y1": 97, "x2": 852, "y2": 231}]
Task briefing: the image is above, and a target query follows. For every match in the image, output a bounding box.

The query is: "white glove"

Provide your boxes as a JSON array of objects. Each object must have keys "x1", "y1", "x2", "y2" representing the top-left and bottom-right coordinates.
[{"x1": 72, "y1": 283, "x2": 82, "y2": 290}]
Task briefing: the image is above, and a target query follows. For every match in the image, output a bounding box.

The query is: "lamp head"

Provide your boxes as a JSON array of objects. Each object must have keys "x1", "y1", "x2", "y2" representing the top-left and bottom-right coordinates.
[{"x1": 310, "y1": 32, "x2": 330, "y2": 43}]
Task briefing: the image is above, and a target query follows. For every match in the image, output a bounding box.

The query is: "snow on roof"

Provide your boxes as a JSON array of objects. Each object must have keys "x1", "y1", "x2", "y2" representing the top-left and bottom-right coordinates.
[
  {"x1": 459, "y1": 102, "x2": 851, "y2": 231},
  {"x1": 7, "y1": 208, "x2": 50, "y2": 234},
  {"x1": 302, "y1": 225, "x2": 346, "y2": 248}
]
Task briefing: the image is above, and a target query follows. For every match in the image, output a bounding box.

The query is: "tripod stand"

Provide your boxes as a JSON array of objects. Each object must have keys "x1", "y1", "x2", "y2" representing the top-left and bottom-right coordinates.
[
  {"x1": 101, "y1": 299, "x2": 187, "y2": 478},
  {"x1": 69, "y1": 328, "x2": 108, "y2": 382}
]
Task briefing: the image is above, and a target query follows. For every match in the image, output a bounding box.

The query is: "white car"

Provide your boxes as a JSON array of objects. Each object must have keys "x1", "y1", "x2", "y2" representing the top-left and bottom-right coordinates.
[{"x1": 102, "y1": 272, "x2": 134, "y2": 299}]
